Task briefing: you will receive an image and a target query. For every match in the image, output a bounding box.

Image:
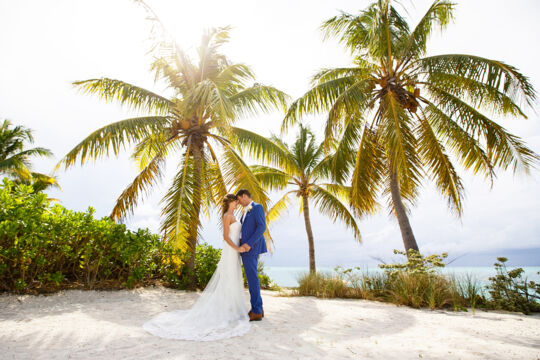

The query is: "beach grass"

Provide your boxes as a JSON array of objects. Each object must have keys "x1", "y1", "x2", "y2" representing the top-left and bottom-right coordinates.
[{"x1": 291, "y1": 268, "x2": 495, "y2": 312}]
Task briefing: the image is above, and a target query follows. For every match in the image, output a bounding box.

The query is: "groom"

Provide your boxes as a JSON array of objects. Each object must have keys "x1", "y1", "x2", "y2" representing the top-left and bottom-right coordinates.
[{"x1": 236, "y1": 189, "x2": 267, "y2": 322}]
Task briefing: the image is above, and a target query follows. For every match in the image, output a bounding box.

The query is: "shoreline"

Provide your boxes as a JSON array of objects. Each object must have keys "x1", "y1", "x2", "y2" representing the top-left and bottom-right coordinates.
[{"x1": 264, "y1": 265, "x2": 540, "y2": 287}]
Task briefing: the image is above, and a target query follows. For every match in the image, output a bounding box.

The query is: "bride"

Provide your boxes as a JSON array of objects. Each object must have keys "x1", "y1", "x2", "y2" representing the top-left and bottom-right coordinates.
[{"x1": 143, "y1": 194, "x2": 250, "y2": 341}]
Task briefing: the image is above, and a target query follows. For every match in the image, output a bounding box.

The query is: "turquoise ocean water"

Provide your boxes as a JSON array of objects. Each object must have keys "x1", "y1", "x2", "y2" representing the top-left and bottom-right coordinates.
[{"x1": 265, "y1": 266, "x2": 540, "y2": 288}]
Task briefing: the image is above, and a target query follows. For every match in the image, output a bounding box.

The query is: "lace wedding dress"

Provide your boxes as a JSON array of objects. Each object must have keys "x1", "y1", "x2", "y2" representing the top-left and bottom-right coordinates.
[{"x1": 143, "y1": 221, "x2": 251, "y2": 341}]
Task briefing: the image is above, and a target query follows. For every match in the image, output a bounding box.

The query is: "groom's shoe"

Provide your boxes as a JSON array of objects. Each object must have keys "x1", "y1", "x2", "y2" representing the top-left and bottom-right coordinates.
[
  {"x1": 249, "y1": 311, "x2": 263, "y2": 321},
  {"x1": 248, "y1": 309, "x2": 264, "y2": 318}
]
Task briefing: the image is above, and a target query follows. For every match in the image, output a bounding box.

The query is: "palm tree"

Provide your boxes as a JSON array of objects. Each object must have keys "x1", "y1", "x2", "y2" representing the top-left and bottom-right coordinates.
[
  {"x1": 283, "y1": 0, "x2": 538, "y2": 255},
  {"x1": 55, "y1": 27, "x2": 289, "y2": 287},
  {"x1": 0, "y1": 119, "x2": 59, "y2": 191},
  {"x1": 233, "y1": 124, "x2": 361, "y2": 273}
]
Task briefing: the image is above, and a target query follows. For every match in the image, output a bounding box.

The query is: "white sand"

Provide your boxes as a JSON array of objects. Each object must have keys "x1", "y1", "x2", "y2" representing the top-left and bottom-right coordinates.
[{"x1": 1, "y1": 286, "x2": 539, "y2": 359}]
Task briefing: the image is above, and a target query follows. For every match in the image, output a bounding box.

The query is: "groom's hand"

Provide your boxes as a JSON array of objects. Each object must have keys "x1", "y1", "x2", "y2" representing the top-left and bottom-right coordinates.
[{"x1": 241, "y1": 244, "x2": 251, "y2": 252}]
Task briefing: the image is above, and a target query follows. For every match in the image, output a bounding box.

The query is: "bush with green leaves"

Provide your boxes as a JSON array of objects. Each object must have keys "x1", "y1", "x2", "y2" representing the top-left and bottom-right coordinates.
[
  {"x1": 172, "y1": 242, "x2": 222, "y2": 290},
  {"x1": 0, "y1": 178, "x2": 277, "y2": 293},
  {"x1": 486, "y1": 257, "x2": 540, "y2": 314},
  {"x1": 378, "y1": 249, "x2": 448, "y2": 275},
  {"x1": 0, "y1": 178, "x2": 186, "y2": 293}
]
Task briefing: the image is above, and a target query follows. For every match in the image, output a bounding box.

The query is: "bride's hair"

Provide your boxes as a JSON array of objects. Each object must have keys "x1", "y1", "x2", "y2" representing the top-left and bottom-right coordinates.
[{"x1": 221, "y1": 194, "x2": 238, "y2": 217}]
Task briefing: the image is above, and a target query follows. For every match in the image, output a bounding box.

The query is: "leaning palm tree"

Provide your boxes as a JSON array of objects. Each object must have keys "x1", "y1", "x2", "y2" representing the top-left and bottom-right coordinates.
[
  {"x1": 283, "y1": 0, "x2": 538, "y2": 255},
  {"x1": 0, "y1": 119, "x2": 59, "y2": 191},
  {"x1": 233, "y1": 124, "x2": 361, "y2": 273},
  {"x1": 55, "y1": 27, "x2": 288, "y2": 287}
]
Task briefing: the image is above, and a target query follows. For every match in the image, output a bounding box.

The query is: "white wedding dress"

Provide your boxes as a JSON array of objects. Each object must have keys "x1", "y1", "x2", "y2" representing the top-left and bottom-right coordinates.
[{"x1": 143, "y1": 221, "x2": 251, "y2": 341}]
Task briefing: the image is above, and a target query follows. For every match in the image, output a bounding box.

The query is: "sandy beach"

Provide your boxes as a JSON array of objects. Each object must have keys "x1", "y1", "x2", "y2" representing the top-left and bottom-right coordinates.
[{"x1": 0, "y1": 286, "x2": 539, "y2": 359}]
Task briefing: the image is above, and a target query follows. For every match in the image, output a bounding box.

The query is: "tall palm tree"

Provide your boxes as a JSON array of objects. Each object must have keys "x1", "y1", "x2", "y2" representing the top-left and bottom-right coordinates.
[
  {"x1": 283, "y1": 0, "x2": 538, "y2": 255},
  {"x1": 0, "y1": 119, "x2": 59, "y2": 191},
  {"x1": 233, "y1": 124, "x2": 361, "y2": 273},
  {"x1": 55, "y1": 28, "x2": 289, "y2": 287}
]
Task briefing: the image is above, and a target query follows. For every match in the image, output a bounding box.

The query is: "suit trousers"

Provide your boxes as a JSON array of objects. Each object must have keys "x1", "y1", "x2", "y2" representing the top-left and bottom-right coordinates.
[{"x1": 241, "y1": 253, "x2": 263, "y2": 314}]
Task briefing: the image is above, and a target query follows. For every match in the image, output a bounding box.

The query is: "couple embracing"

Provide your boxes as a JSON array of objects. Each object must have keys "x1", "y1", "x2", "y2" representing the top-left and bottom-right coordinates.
[{"x1": 143, "y1": 189, "x2": 267, "y2": 341}]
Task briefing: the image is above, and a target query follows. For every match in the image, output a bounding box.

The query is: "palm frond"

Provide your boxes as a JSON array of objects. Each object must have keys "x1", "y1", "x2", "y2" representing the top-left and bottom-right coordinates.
[
  {"x1": 311, "y1": 185, "x2": 362, "y2": 242},
  {"x1": 215, "y1": 63, "x2": 256, "y2": 87},
  {"x1": 14, "y1": 171, "x2": 60, "y2": 192},
  {"x1": 204, "y1": 159, "x2": 228, "y2": 206},
  {"x1": 379, "y1": 91, "x2": 423, "y2": 202},
  {"x1": 130, "y1": 131, "x2": 179, "y2": 170},
  {"x1": 324, "y1": 78, "x2": 374, "y2": 146},
  {"x1": 159, "y1": 149, "x2": 198, "y2": 252},
  {"x1": 417, "y1": 54, "x2": 537, "y2": 107},
  {"x1": 150, "y1": 57, "x2": 189, "y2": 94},
  {"x1": 250, "y1": 165, "x2": 290, "y2": 192},
  {"x1": 416, "y1": 110, "x2": 464, "y2": 215},
  {"x1": 266, "y1": 191, "x2": 294, "y2": 224},
  {"x1": 72, "y1": 78, "x2": 174, "y2": 115},
  {"x1": 320, "y1": 3, "x2": 409, "y2": 61},
  {"x1": 55, "y1": 116, "x2": 171, "y2": 171},
  {"x1": 282, "y1": 76, "x2": 358, "y2": 132},
  {"x1": 325, "y1": 116, "x2": 364, "y2": 184},
  {"x1": 220, "y1": 144, "x2": 270, "y2": 209},
  {"x1": 428, "y1": 85, "x2": 539, "y2": 173},
  {"x1": 229, "y1": 84, "x2": 290, "y2": 119},
  {"x1": 310, "y1": 63, "x2": 377, "y2": 86},
  {"x1": 423, "y1": 100, "x2": 495, "y2": 180},
  {"x1": 350, "y1": 125, "x2": 385, "y2": 216},
  {"x1": 10, "y1": 147, "x2": 53, "y2": 159},
  {"x1": 398, "y1": 0, "x2": 455, "y2": 64},
  {"x1": 231, "y1": 127, "x2": 299, "y2": 174},
  {"x1": 110, "y1": 152, "x2": 165, "y2": 220},
  {"x1": 420, "y1": 73, "x2": 527, "y2": 118},
  {"x1": 291, "y1": 124, "x2": 322, "y2": 174}
]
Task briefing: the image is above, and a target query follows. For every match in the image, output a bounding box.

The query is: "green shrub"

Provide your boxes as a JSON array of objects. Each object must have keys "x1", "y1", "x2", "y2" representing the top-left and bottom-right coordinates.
[
  {"x1": 486, "y1": 257, "x2": 540, "y2": 314},
  {"x1": 174, "y1": 242, "x2": 222, "y2": 289},
  {"x1": 378, "y1": 249, "x2": 447, "y2": 275},
  {"x1": 0, "y1": 178, "x2": 277, "y2": 294},
  {"x1": 0, "y1": 178, "x2": 182, "y2": 293}
]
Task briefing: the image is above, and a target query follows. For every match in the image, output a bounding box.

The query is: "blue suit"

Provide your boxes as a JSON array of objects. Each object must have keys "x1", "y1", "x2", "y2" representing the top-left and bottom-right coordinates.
[{"x1": 240, "y1": 202, "x2": 267, "y2": 314}]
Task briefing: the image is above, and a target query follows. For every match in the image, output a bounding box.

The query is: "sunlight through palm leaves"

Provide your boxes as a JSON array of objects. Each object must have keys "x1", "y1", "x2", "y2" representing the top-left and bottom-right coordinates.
[{"x1": 55, "y1": 8, "x2": 289, "y2": 287}]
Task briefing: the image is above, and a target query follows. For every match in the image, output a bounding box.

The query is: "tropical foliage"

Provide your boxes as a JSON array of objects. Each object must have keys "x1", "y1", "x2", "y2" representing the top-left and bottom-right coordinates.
[
  {"x1": 295, "y1": 254, "x2": 540, "y2": 314},
  {"x1": 487, "y1": 257, "x2": 540, "y2": 314},
  {"x1": 0, "y1": 119, "x2": 59, "y2": 192},
  {"x1": 0, "y1": 178, "x2": 276, "y2": 293},
  {"x1": 55, "y1": 26, "x2": 289, "y2": 287},
  {"x1": 234, "y1": 124, "x2": 361, "y2": 273},
  {"x1": 283, "y1": 0, "x2": 538, "y2": 254},
  {"x1": 0, "y1": 178, "x2": 179, "y2": 293}
]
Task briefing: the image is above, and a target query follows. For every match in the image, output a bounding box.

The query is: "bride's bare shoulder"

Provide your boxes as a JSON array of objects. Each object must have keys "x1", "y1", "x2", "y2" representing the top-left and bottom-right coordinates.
[{"x1": 222, "y1": 213, "x2": 235, "y2": 225}]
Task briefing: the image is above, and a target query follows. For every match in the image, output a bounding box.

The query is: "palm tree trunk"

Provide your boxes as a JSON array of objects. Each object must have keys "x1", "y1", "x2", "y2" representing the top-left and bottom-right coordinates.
[
  {"x1": 389, "y1": 169, "x2": 420, "y2": 255},
  {"x1": 186, "y1": 142, "x2": 204, "y2": 289},
  {"x1": 301, "y1": 194, "x2": 316, "y2": 274}
]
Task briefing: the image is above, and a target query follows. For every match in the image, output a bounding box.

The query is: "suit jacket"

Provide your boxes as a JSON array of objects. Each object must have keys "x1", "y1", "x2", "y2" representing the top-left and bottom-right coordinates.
[{"x1": 240, "y1": 202, "x2": 267, "y2": 256}]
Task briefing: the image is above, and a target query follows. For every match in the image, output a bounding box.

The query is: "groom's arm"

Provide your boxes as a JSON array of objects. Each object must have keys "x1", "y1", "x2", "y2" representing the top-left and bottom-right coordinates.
[{"x1": 243, "y1": 204, "x2": 266, "y2": 248}]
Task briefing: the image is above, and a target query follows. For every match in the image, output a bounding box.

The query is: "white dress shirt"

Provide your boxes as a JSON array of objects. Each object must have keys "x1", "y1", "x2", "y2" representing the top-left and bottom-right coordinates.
[
  {"x1": 241, "y1": 201, "x2": 254, "y2": 223},
  {"x1": 240, "y1": 201, "x2": 254, "y2": 239}
]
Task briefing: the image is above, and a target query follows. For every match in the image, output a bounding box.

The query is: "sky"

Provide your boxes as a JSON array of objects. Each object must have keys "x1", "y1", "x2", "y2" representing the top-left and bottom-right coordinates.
[{"x1": 1, "y1": 0, "x2": 539, "y2": 267}]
